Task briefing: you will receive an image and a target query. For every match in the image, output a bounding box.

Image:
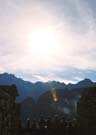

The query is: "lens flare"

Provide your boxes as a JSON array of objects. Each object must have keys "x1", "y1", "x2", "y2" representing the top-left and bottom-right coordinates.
[{"x1": 51, "y1": 88, "x2": 59, "y2": 102}]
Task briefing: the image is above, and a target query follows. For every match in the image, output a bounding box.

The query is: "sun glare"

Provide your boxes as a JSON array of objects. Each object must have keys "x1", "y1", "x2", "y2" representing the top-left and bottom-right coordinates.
[
  {"x1": 51, "y1": 88, "x2": 59, "y2": 102},
  {"x1": 28, "y1": 28, "x2": 59, "y2": 56}
]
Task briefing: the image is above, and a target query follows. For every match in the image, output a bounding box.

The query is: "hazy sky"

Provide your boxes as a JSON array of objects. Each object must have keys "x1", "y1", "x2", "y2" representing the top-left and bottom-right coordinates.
[{"x1": 0, "y1": 0, "x2": 96, "y2": 83}]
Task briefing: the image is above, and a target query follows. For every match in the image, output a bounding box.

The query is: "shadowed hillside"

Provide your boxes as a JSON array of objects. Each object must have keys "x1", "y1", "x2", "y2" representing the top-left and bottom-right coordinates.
[
  {"x1": 20, "y1": 87, "x2": 89, "y2": 126},
  {"x1": 0, "y1": 73, "x2": 95, "y2": 103}
]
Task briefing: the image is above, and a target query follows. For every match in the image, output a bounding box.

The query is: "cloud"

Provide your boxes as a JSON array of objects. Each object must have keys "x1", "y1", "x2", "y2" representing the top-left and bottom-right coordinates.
[
  {"x1": 13, "y1": 67, "x2": 96, "y2": 84},
  {"x1": 0, "y1": 0, "x2": 96, "y2": 82}
]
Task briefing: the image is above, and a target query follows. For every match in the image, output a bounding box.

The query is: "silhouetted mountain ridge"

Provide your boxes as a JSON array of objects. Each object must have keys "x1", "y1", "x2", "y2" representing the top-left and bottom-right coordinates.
[
  {"x1": 0, "y1": 73, "x2": 95, "y2": 102},
  {"x1": 68, "y1": 78, "x2": 95, "y2": 89}
]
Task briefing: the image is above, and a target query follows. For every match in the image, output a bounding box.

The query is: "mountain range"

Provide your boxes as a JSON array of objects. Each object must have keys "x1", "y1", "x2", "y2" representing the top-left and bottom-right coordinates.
[
  {"x1": 0, "y1": 72, "x2": 96, "y2": 126},
  {"x1": 0, "y1": 73, "x2": 95, "y2": 102}
]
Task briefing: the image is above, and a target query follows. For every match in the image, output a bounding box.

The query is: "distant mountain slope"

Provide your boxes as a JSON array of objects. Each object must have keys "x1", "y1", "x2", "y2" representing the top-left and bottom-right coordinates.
[
  {"x1": 20, "y1": 97, "x2": 36, "y2": 127},
  {"x1": 0, "y1": 73, "x2": 66, "y2": 102},
  {"x1": 21, "y1": 87, "x2": 88, "y2": 124},
  {"x1": 0, "y1": 73, "x2": 95, "y2": 102},
  {"x1": 0, "y1": 73, "x2": 35, "y2": 102},
  {"x1": 68, "y1": 79, "x2": 95, "y2": 89}
]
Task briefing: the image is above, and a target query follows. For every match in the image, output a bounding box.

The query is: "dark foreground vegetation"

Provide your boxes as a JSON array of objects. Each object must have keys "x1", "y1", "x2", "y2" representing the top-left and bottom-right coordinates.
[
  {"x1": 15, "y1": 115, "x2": 96, "y2": 135},
  {"x1": 0, "y1": 85, "x2": 96, "y2": 135}
]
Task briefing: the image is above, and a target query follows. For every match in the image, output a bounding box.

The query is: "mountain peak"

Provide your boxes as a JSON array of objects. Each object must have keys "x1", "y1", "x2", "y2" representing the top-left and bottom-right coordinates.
[
  {"x1": 84, "y1": 78, "x2": 92, "y2": 82},
  {"x1": 78, "y1": 78, "x2": 93, "y2": 84},
  {"x1": 0, "y1": 73, "x2": 96, "y2": 102},
  {"x1": 74, "y1": 78, "x2": 94, "y2": 88}
]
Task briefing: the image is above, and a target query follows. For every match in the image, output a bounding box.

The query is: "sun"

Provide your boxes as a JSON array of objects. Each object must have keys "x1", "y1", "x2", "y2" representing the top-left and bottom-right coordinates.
[{"x1": 28, "y1": 28, "x2": 59, "y2": 56}]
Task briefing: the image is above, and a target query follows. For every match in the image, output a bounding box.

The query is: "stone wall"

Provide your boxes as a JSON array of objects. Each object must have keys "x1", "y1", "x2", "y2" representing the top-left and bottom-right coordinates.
[{"x1": 0, "y1": 85, "x2": 20, "y2": 135}]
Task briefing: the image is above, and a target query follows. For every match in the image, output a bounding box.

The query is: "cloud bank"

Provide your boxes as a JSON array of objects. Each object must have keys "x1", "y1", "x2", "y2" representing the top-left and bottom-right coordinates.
[{"x1": 0, "y1": 0, "x2": 96, "y2": 83}]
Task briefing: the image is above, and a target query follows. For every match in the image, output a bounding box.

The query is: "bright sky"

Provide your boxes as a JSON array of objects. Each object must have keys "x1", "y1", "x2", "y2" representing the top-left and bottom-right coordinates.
[{"x1": 0, "y1": 0, "x2": 96, "y2": 83}]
